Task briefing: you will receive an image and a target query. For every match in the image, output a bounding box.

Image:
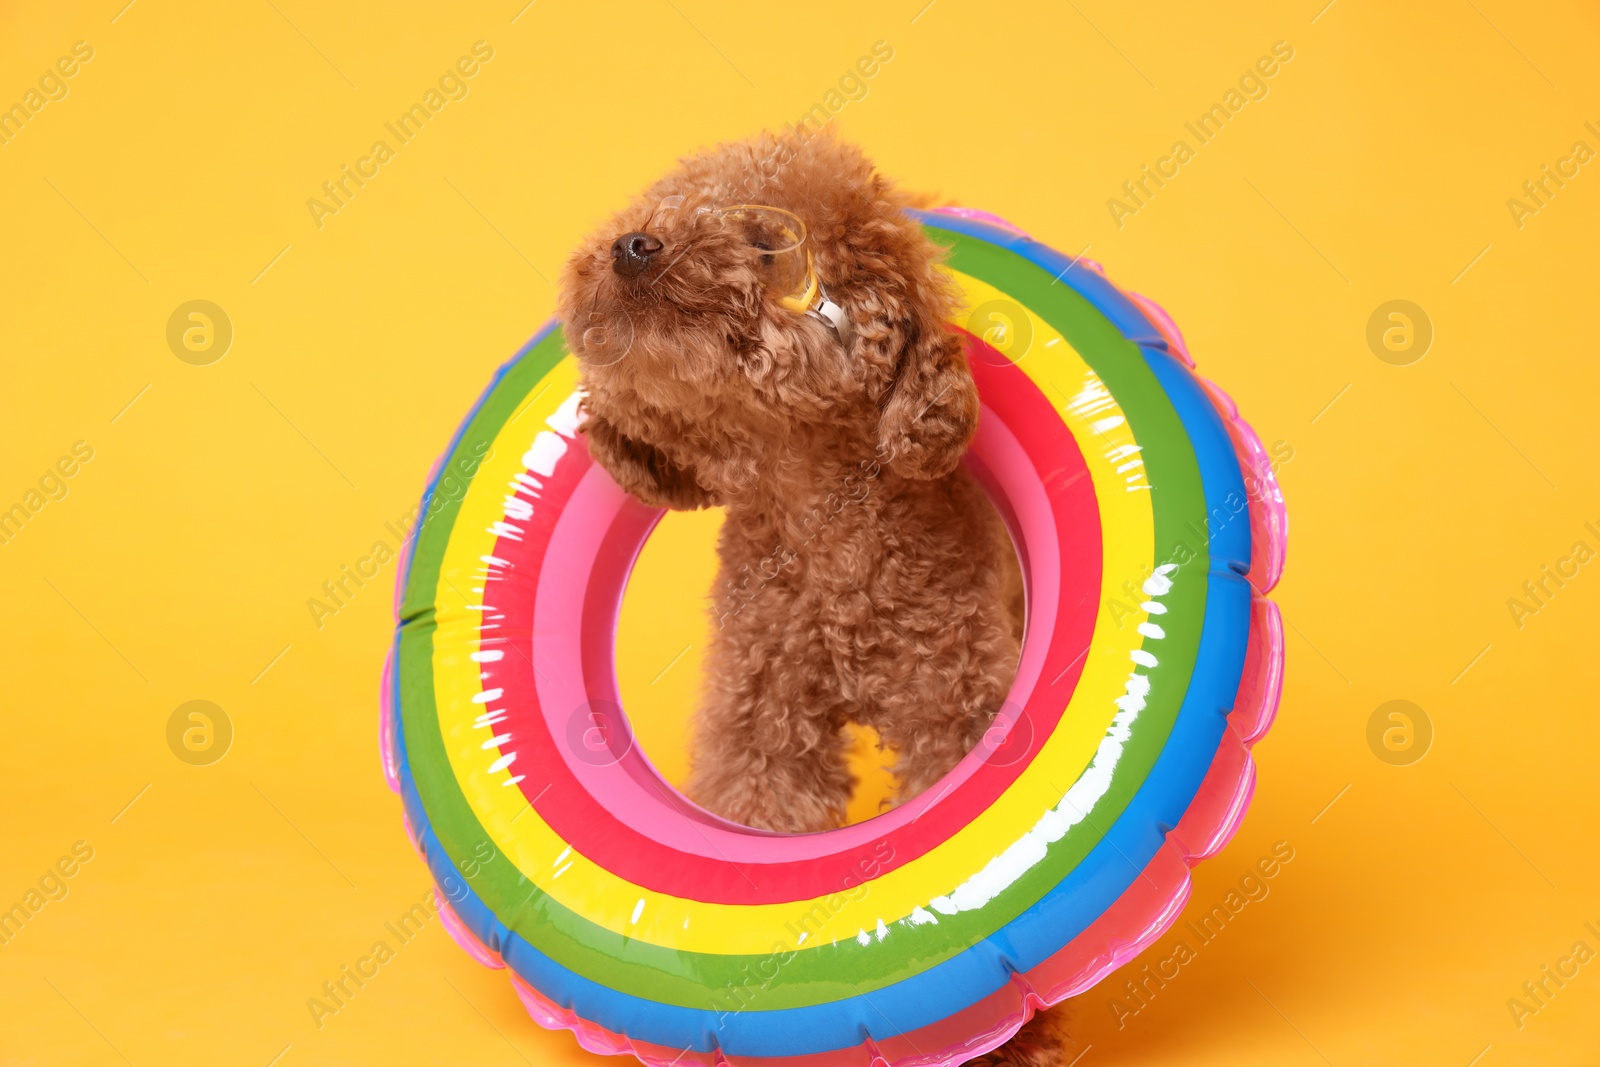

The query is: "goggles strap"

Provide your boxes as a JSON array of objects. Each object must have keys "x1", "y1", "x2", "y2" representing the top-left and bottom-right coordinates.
[{"x1": 808, "y1": 289, "x2": 851, "y2": 345}]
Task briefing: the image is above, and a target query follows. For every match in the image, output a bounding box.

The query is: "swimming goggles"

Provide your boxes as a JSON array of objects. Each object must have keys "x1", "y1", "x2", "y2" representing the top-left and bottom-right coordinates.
[{"x1": 657, "y1": 198, "x2": 852, "y2": 343}]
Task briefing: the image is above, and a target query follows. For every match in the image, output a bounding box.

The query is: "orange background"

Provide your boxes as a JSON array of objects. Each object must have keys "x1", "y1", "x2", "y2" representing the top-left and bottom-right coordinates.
[{"x1": 2, "y1": 1, "x2": 1598, "y2": 1064}]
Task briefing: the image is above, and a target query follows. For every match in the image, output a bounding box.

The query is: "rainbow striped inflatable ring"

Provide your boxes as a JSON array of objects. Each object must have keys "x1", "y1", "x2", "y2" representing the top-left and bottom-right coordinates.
[{"x1": 381, "y1": 207, "x2": 1287, "y2": 1067}]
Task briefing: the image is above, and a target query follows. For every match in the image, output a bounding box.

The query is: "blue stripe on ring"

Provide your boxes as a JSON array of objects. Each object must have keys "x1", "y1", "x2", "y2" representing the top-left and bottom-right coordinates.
[{"x1": 393, "y1": 216, "x2": 1253, "y2": 1057}]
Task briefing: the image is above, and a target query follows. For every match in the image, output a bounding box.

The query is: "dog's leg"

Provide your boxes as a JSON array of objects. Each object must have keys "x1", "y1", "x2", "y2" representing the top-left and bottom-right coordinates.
[
  {"x1": 686, "y1": 616, "x2": 854, "y2": 833},
  {"x1": 966, "y1": 1003, "x2": 1077, "y2": 1067},
  {"x1": 685, "y1": 690, "x2": 853, "y2": 833},
  {"x1": 884, "y1": 709, "x2": 988, "y2": 803},
  {"x1": 872, "y1": 608, "x2": 1019, "y2": 804}
]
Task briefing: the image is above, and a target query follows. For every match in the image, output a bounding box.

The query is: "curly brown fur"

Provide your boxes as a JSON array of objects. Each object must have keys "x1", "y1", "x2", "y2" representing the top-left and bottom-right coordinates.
[
  {"x1": 560, "y1": 129, "x2": 1069, "y2": 1063},
  {"x1": 967, "y1": 1005, "x2": 1078, "y2": 1067}
]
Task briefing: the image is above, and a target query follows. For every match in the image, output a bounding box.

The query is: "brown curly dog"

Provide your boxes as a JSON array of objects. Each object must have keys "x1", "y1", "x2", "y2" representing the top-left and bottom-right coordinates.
[{"x1": 559, "y1": 128, "x2": 1071, "y2": 1067}]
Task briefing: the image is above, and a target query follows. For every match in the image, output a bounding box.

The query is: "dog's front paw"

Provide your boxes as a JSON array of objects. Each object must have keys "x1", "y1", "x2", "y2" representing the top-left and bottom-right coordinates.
[
  {"x1": 687, "y1": 770, "x2": 845, "y2": 834},
  {"x1": 965, "y1": 1042, "x2": 1063, "y2": 1067},
  {"x1": 700, "y1": 787, "x2": 842, "y2": 834},
  {"x1": 965, "y1": 1004, "x2": 1075, "y2": 1067}
]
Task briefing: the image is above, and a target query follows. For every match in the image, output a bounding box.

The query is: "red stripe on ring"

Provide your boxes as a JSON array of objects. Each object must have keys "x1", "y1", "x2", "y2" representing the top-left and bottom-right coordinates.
[{"x1": 477, "y1": 331, "x2": 1103, "y2": 903}]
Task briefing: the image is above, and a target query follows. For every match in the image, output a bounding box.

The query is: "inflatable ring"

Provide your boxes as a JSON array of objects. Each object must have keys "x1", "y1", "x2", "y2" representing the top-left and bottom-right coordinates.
[{"x1": 381, "y1": 208, "x2": 1287, "y2": 1067}]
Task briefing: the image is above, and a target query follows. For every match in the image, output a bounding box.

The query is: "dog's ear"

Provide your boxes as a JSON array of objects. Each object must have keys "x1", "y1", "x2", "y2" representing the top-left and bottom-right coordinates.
[
  {"x1": 580, "y1": 407, "x2": 716, "y2": 510},
  {"x1": 870, "y1": 304, "x2": 979, "y2": 481}
]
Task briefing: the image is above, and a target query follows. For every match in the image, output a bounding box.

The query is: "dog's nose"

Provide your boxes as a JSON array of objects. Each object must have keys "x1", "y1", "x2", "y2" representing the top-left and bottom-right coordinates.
[{"x1": 611, "y1": 231, "x2": 663, "y2": 277}]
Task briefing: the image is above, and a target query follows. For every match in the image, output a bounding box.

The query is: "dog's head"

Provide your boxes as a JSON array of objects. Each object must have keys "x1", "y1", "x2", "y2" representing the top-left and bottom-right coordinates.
[{"x1": 558, "y1": 129, "x2": 977, "y2": 510}]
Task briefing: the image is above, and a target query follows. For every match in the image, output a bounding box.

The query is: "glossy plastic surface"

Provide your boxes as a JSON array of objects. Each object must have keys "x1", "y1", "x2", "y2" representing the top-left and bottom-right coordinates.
[{"x1": 384, "y1": 209, "x2": 1287, "y2": 1066}]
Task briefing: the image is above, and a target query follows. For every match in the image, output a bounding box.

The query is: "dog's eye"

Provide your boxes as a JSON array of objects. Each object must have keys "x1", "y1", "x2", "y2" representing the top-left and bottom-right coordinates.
[
  {"x1": 747, "y1": 238, "x2": 779, "y2": 271},
  {"x1": 714, "y1": 205, "x2": 811, "y2": 301},
  {"x1": 749, "y1": 239, "x2": 802, "y2": 289}
]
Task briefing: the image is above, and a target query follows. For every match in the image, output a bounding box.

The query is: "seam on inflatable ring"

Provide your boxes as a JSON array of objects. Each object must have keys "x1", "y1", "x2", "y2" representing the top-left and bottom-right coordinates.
[{"x1": 1204, "y1": 381, "x2": 1287, "y2": 595}]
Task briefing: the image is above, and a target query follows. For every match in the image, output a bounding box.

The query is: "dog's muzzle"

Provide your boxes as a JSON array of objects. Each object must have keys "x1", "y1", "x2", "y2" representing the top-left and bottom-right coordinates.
[{"x1": 611, "y1": 232, "x2": 663, "y2": 278}]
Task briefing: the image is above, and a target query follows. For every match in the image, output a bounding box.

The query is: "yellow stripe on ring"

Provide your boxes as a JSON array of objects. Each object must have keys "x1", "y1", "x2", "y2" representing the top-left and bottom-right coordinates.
[{"x1": 427, "y1": 270, "x2": 1154, "y2": 954}]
